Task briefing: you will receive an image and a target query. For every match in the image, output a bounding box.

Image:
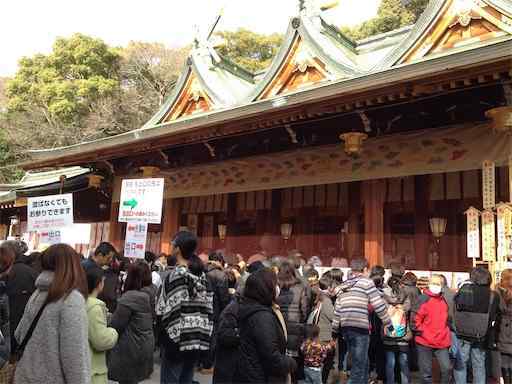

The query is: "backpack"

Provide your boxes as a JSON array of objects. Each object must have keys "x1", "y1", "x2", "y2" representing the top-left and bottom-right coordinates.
[
  {"x1": 384, "y1": 303, "x2": 407, "y2": 338},
  {"x1": 454, "y1": 282, "x2": 493, "y2": 341}
]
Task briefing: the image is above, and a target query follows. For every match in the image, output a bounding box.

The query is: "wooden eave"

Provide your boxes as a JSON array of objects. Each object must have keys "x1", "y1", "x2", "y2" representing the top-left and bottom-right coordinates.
[{"x1": 20, "y1": 40, "x2": 512, "y2": 170}]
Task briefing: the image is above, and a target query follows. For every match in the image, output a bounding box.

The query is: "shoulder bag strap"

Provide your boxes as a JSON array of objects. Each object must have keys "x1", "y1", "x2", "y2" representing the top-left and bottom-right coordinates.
[{"x1": 13, "y1": 302, "x2": 47, "y2": 361}]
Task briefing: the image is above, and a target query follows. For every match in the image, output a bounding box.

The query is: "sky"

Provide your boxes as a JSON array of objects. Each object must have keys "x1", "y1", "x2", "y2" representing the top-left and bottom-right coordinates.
[{"x1": 0, "y1": 0, "x2": 380, "y2": 77}]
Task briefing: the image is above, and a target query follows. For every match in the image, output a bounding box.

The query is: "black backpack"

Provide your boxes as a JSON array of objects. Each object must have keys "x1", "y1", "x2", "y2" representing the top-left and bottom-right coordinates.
[{"x1": 454, "y1": 282, "x2": 493, "y2": 341}]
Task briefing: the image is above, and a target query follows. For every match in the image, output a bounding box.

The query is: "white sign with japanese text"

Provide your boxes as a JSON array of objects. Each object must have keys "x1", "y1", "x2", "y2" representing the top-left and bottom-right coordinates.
[
  {"x1": 124, "y1": 222, "x2": 148, "y2": 259},
  {"x1": 118, "y1": 178, "x2": 164, "y2": 224},
  {"x1": 27, "y1": 193, "x2": 73, "y2": 232},
  {"x1": 465, "y1": 207, "x2": 480, "y2": 259},
  {"x1": 482, "y1": 161, "x2": 496, "y2": 210}
]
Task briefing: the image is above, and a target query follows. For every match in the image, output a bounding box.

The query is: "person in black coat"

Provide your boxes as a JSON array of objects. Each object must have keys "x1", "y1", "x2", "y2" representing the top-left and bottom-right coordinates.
[
  {"x1": 213, "y1": 295, "x2": 241, "y2": 384},
  {"x1": 1, "y1": 241, "x2": 38, "y2": 353},
  {"x1": 236, "y1": 268, "x2": 296, "y2": 383},
  {"x1": 276, "y1": 261, "x2": 313, "y2": 382}
]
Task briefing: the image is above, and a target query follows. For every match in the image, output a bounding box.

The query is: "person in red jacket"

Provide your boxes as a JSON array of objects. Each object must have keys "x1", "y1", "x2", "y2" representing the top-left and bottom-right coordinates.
[{"x1": 411, "y1": 275, "x2": 451, "y2": 384}]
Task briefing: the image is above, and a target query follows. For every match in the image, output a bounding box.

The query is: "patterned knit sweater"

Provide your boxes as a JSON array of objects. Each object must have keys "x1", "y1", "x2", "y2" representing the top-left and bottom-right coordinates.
[
  {"x1": 332, "y1": 275, "x2": 391, "y2": 333},
  {"x1": 156, "y1": 265, "x2": 214, "y2": 351}
]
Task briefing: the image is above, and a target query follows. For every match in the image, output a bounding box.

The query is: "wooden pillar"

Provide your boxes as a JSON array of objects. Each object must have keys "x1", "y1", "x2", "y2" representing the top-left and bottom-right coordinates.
[
  {"x1": 414, "y1": 175, "x2": 430, "y2": 269},
  {"x1": 108, "y1": 202, "x2": 124, "y2": 252},
  {"x1": 362, "y1": 179, "x2": 386, "y2": 266},
  {"x1": 347, "y1": 182, "x2": 362, "y2": 261},
  {"x1": 226, "y1": 193, "x2": 237, "y2": 253},
  {"x1": 160, "y1": 198, "x2": 182, "y2": 254}
]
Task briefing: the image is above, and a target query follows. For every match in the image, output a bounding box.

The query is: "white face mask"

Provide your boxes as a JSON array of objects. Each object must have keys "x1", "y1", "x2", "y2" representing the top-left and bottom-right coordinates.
[
  {"x1": 275, "y1": 285, "x2": 281, "y2": 300},
  {"x1": 429, "y1": 285, "x2": 442, "y2": 295}
]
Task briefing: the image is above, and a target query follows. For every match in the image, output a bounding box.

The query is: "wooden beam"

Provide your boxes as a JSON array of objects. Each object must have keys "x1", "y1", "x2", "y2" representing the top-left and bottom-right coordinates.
[
  {"x1": 414, "y1": 175, "x2": 430, "y2": 269},
  {"x1": 347, "y1": 182, "x2": 361, "y2": 261},
  {"x1": 160, "y1": 198, "x2": 182, "y2": 254},
  {"x1": 108, "y1": 203, "x2": 124, "y2": 252},
  {"x1": 226, "y1": 193, "x2": 237, "y2": 253},
  {"x1": 362, "y1": 179, "x2": 386, "y2": 266}
]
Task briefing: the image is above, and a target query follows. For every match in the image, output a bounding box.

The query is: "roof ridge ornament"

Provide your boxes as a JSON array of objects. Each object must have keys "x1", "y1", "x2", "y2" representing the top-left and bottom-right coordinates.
[{"x1": 300, "y1": 0, "x2": 339, "y2": 17}]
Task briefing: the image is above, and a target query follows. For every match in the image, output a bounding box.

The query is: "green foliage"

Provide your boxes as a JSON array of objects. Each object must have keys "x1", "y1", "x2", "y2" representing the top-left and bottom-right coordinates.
[
  {"x1": 215, "y1": 29, "x2": 283, "y2": 72},
  {"x1": 0, "y1": 126, "x2": 22, "y2": 183},
  {"x1": 341, "y1": 0, "x2": 429, "y2": 41},
  {"x1": 6, "y1": 33, "x2": 120, "y2": 126}
]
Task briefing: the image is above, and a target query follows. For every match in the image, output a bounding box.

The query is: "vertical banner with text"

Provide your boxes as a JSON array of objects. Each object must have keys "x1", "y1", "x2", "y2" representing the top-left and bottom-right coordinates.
[
  {"x1": 482, "y1": 209, "x2": 496, "y2": 262},
  {"x1": 497, "y1": 203, "x2": 512, "y2": 263},
  {"x1": 465, "y1": 207, "x2": 480, "y2": 259},
  {"x1": 482, "y1": 161, "x2": 496, "y2": 210}
]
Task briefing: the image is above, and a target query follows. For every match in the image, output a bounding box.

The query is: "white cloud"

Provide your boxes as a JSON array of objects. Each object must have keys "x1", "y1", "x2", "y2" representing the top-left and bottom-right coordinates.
[{"x1": 0, "y1": 0, "x2": 379, "y2": 76}]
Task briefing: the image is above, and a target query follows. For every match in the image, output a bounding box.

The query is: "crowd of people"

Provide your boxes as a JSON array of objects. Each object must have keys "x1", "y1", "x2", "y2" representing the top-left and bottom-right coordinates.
[{"x1": 0, "y1": 233, "x2": 511, "y2": 383}]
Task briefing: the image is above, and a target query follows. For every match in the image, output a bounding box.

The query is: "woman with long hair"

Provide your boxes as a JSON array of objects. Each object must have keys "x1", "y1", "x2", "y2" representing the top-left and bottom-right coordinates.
[
  {"x1": 382, "y1": 276, "x2": 412, "y2": 384},
  {"x1": 108, "y1": 261, "x2": 154, "y2": 384},
  {"x1": 14, "y1": 244, "x2": 90, "y2": 384},
  {"x1": 156, "y1": 231, "x2": 213, "y2": 384},
  {"x1": 236, "y1": 268, "x2": 297, "y2": 382},
  {"x1": 499, "y1": 269, "x2": 512, "y2": 384},
  {"x1": 276, "y1": 260, "x2": 313, "y2": 383}
]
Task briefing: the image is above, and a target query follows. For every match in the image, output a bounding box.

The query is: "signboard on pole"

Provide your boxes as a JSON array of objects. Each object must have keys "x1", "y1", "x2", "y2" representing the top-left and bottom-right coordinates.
[
  {"x1": 27, "y1": 193, "x2": 73, "y2": 232},
  {"x1": 465, "y1": 207, "x2": 480, "y2": 259},
  {"x1": 118, "y1": 178, "x2": 164, "y2": 224},
  {"x1": 497, "y1": 203, "x2": 512, "y2": 263},
  {"x1": 124, "y1": 222, "x2": 148, "y2": 259}
]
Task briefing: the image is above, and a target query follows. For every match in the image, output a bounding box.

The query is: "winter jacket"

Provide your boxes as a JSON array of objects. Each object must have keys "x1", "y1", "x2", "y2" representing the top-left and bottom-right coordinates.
[
  {"x1": 207, "y1": 261, "x2": 231, "y2": 323},
  {"x1": 316, "y1": 293, "x2": 334, "y2": 343},
  {"x1": 6, "y1": 260, "x2": 37, "y2": 352},
  {"x1": 107, "y1": 289, "x2": 154, "y2": 382},
  {"x1": 454, "y1": 281, "x2": 499, "y2": 348},
  {"x1": 14, "y1": 271, "x2": 91, "y2": 384},
  {"x1": 332, "y1": 275, "x2": 391, "y2": 333},
  {"x1": 236, "y1": 297, "x2": 296, "y2": 383},
  {"x1": 156, "y1": 265, "x2": 214, "y2": 352},
  {"x1": 86, "y1": 297, "x2": 118, "y2": 384},
  {"x1": 213, "y1": 296, "x2": 241, "y2": 384},
  {"x1": 411, "y1": 290, "x2": 451, "y2": 349},
  {"x1": 0, "y1": 281, "x2": 10, "y2": 369},
  {"x1": 382, "y1": 287, "x2": 412, "y2": 347},
  {"x1": 82, "y1": 259, "x2": 118, "y2": 313},
  {"x1": 276, "y1": 281, "x2": 312, "y2": 356},
  {"x1": 442, "y1": 287, "x2": 456, "y2": 331},
  {"x1": 498, "y1": 288, "x2": 512, "y2": 354}
]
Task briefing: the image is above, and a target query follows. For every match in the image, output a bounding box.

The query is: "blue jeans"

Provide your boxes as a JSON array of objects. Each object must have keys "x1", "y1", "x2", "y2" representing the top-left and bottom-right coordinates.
[
  {"x1": 160, "y1": 350, "x2": 198, "y2": 384},
  {"x1": 453, "y1": 339, "x2": 486, "y2": 384},
  {"x1": 304, "y1": 366, "x2": 322, "y2": 384},
  {"x1": 417, "y1": 344, "x2": 451, "y2": 384},
  {"x1": 449, "y1": 331, "x2": 465, "y2": 370},
  {"x1": 337, "y1": 337, "x2": 348, "y2": 372},
  {"x1": 385, "y1": 350, "x2": 410, "y2": 384},
  {"x1": 341, "y1": 329, "x2": 370, "y2": 384}
]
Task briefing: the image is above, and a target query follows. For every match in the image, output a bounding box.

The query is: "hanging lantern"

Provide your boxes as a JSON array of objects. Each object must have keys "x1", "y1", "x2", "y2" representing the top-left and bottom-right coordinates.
[
  {"x1": 218, "y1": 224, "x2": 227, "y2": 241},
  {"x1": 281, "y1": 223, "x2": 293, "y2": 241},
  {"x1": 486, "y1": 106, "x2": 512, "y2": 133},
  {"x1": 339, "y1": 132, "x2": 368, "y2": 156},
  {"x1": 429, "y1": 217, "x2": 447, "y2": 242},
  {"x1": 87, "y1": 174, "x2": 104, "y2": 189}
]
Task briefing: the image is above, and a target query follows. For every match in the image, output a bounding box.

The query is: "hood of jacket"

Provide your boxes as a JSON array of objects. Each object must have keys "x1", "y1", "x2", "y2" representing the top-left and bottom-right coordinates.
[
  {"x1": 35, "y1": 270, "x2": 54, "y2": 291},
  {"x1": 86, "y1": 296, "x2": 106, "y2": 312},
  {"x1": 206, "y1": 261, "x2": 223, "y2": 273},
  {"x1": 238, "y1": 297, "x2": 272, "y2": 322},
  {"x1": 119, "y1": 289, "x2": 151, "y2": 313},
  {"x1": 174, "y1": 265, "x2": 209, "y2": 298}
]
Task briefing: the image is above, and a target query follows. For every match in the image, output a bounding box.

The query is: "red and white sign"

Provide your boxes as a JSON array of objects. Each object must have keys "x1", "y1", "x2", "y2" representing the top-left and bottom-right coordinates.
[
  {"x1": 39, "y1": 229, "x2": 62, "y2": 245},
  {"x1": 124, "y1": 222, "x2": 148, "y2": 259},
  {"x1": 118, "y1": 178, "x2": 164, "y2": 224},
  {"x1": 27, "y1": 193, "x2": 74, "y2": 232}
]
